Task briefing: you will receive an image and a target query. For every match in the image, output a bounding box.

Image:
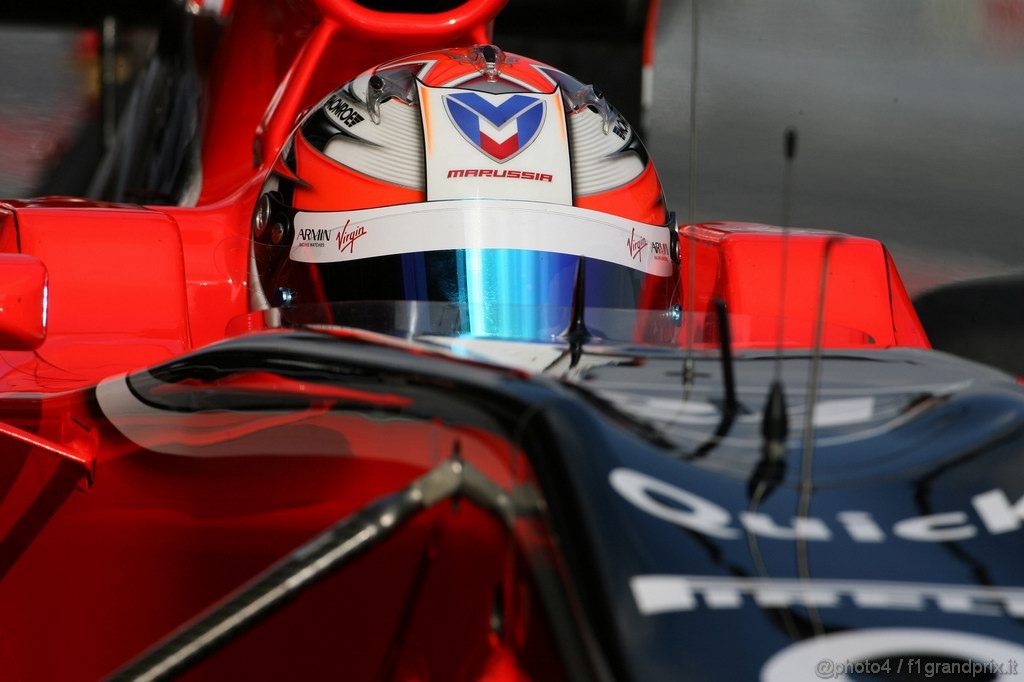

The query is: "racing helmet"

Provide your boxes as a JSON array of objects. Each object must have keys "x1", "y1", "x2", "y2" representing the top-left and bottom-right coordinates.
[{"x1": 251, "y1": 45, "x2": 678, "y2": 342}]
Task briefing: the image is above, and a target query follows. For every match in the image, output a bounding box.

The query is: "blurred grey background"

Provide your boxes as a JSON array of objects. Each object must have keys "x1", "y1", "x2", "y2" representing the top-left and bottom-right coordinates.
[
  {"x1": 644, "y1": 0, "x2": 1024, "y2": 292},
  {"x1": 0, "y1": 27, "x2": 86, "y2": 198},
  {"x1": 2, "y1": 0, "x2": 1023, "y2": 293}
]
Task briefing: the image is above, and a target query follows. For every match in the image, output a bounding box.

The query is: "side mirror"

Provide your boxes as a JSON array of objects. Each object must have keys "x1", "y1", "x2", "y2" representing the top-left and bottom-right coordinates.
[{"x1": 0, "y1": 254, "x2": 47, "y2": 350}]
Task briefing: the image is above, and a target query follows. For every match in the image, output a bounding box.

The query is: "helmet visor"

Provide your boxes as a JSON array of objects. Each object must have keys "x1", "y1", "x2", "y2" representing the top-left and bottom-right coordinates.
[{"x1": 260, "y1": 200, "x2": 677, "y2": 341}]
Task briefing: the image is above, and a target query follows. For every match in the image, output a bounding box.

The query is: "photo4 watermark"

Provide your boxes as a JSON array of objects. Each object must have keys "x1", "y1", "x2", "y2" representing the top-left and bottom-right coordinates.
[{"x1": 816, "y1": 657, "x2": 1020, "y2": 679}]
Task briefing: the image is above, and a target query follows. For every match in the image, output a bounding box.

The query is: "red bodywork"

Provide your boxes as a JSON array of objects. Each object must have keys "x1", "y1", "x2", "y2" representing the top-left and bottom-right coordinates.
[{"x1": 0, "y1": 0, "x2": 930, "y2": 679}]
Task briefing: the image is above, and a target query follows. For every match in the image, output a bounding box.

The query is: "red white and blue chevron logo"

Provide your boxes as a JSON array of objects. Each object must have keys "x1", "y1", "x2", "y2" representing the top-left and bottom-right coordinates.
[{"x1": 443, "y1": 92, "x2": 546, "y2": 163}]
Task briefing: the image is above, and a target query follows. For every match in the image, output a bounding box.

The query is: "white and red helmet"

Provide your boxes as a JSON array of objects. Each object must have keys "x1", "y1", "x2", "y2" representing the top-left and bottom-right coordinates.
[{"x1": 252, "y1": 45, "x2": 677, "y2": 341}]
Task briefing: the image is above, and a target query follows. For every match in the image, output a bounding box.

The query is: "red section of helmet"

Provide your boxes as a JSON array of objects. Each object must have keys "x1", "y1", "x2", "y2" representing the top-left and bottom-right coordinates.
[
  {"x1": 382, "y1": 48, "x2": 560, "y2": 92},
  {"x1": 576, "y1": 162, "x2": 668, "y2": 225},
  {"x1": 292, "y1": 131, "x2": 425, "y2": 212},
  {"x1": 274, "y1": 46, "x2": 669, "y2": 224}
]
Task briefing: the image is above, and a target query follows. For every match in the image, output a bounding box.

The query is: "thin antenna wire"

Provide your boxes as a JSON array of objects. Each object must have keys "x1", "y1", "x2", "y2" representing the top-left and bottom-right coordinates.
[
  {"x1": 758, "y1": 129, "x2": 797, "y2": 469},
  {"x1": 796, "y1": 236, "x2": 842, "y2": 638},
  {"x1": 683, "y1": 298, "x2": 741, "y2": 461},
  {"x1": 782, "y1": 128, "x2": 797, "y2": 230},
  {"x1": 746, "y1": 484, "x2": 801, "y2": 641},
  {"x1": 682, "y1": 0, "x2": 700, "y2": 397},
  {"x1": 773, "y1": 127, "x2": 798, "y2": 383}
]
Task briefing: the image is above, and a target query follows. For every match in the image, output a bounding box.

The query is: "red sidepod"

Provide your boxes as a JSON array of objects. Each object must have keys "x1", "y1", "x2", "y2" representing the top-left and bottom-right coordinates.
[
  {"x1": 678, "y1": 222, "x2": 930, "y2": 349},
  {"x1": 0, "y1": 364, "x2": 564, "y2": 680}
]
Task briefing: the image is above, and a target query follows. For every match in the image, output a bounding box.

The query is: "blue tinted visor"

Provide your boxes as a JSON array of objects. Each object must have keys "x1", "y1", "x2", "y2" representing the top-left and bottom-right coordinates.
[
  {"x1": 305, "y1": 249, "x2": 676, "y2": 341},
  {"x1": 262, "y1": 200, "x2": 678, "y2": 341}
]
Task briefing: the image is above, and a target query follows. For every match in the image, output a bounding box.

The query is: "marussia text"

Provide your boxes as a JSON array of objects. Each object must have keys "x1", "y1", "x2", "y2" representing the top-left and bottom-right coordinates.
[{"x1": 447, "y1": 169, "x2": 553, "y2": 182}]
